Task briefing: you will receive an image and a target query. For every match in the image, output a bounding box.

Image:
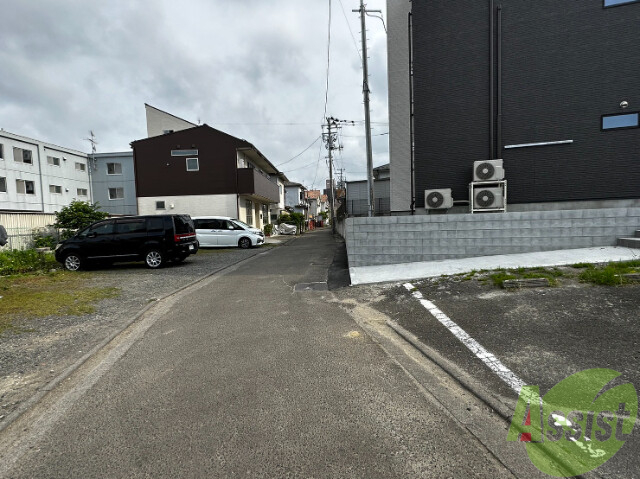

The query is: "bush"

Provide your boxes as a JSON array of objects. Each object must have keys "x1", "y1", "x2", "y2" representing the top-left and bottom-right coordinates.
[
  {"x1": 32, "y1": 229, "x2": 59, "y2": 249},
  {"x1": 0, "y1": 249, "x2": 59, "y2": 276},
  {"x1": 53, "y1": 200, "x2": 108, "y2": 237},
  {"x1": 263, "y1": 224, "x2": 273, "y2": 236}
]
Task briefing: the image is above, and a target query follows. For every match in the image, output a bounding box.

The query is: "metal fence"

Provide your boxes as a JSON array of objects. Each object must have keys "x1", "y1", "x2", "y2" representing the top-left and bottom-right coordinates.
[
  {"x1": 0, "y1": 213, "x2": 57, "y2": 251},
  {"x1": 345, "y1": 198, "x2": 391, "y2": 217}
]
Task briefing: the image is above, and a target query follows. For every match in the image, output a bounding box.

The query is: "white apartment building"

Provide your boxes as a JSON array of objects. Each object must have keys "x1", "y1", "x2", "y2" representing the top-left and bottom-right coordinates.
[{"x1": 0, "y1": 130, "x2": 92, "y2": 213}]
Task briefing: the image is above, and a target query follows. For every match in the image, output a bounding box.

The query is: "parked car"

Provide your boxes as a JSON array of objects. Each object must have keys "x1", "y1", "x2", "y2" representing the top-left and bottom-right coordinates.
[
  {"x1": 55, "y1": 215, "x2": 198, "y2": 271},
  {"x1": 192, "y1": 216, "x2": 264, "y2": 249}
]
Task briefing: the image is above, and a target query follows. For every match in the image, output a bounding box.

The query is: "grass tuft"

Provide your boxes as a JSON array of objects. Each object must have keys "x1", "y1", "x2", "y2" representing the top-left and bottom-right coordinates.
[
  {"x1": 0, "y1": 272, "x2": 120, "y2": 336},
  {"x1": 578, "y1": 260, "x2": 640, "y2": 286}
]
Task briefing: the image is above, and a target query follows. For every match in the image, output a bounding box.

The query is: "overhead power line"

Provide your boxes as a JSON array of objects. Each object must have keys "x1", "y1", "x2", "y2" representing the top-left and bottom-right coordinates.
[{"x1": 275, "y1": 136, "x2": 322, "y2": 168}]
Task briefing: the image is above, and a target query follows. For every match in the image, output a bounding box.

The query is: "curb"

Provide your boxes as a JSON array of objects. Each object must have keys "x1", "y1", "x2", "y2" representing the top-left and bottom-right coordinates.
[
  {"x1": 385, "y1": 320, "x2": 600, "y2": 479},
  {"x1": 385, "y1": 320, "x2": 516, "y2": 420},
  {"x1": 0, "y1": 244, "x2": 280, "y2": 435}
]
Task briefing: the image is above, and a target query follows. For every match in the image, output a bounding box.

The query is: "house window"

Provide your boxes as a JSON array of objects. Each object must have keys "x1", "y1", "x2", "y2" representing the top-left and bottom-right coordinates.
[
  {"x1": 13, "y1": 148, "x2": 33, "y2": 164},
  {"x1": 0, "y1": 177, "x2": 6, "y2": 193},
  {"x1": 16, "y1": 179, "x2": 35, "y2": 195},
  {"x1": 604, "y1": 0, "x2": 639, "y2": 6},
  {"x1": 171, "y1": 149, "x2": 198, "y2": 156},
  {"x1": 0, "y1": 144, "x2": 4, "y2": 160},
  {"x1": 107, "y1": 162, "x2": 122, "y2": 175},
  {"x1": 186, "y1": 157, "x2": 199, "y2": 171},
  {"x1": 602, "y1": 112, "x2": 639, "y2": 130},
  {"x1": 156, "y1": 201, "x2": 166, "y2": 210},
  {"x1": 75, "y1": 162, "x2": 86, "y2": 172},
  {"x1": 108, "y1": 187, "x2": 124, "y2": 200},
  {"x1": 49, "y1": 185, "x2": 62, "y2": 194},
  {"x1": 47, "y1": 156, "x2": 61, "y2": 166},
  {"x1": 77, "y1": 188, "x2": 88, "y2": 196},
  {"x1": 246, "y1": 200, "x2": 253, "y2": 226}
]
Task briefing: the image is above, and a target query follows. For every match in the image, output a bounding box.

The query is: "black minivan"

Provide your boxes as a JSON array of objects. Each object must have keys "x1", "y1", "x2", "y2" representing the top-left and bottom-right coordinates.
[{"x1": 55, "y1": 215, "x2": 199, "y2": 271}]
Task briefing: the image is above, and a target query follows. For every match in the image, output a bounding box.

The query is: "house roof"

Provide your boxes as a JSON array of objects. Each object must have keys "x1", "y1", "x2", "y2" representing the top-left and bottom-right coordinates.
[{"x1": 373, "y1": 163, "x2": 390, "y2": 172}]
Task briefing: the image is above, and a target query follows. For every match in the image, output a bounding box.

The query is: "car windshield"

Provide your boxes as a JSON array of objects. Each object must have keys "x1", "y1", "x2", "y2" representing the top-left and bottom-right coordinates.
[{"x1": 231, "y1": 219, "x2": 251, "y2": 229}]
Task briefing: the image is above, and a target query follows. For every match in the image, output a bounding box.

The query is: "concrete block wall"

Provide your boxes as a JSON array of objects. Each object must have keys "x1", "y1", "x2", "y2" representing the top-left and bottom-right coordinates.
[{"x1": 345, "y1": 207, "x2": 640, "y2": 267}]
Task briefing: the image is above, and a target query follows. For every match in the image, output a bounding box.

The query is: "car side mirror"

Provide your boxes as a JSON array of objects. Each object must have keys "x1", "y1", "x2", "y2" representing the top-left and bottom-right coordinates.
[
  {"x1": 87, "y1": 232, "x2": 97, "y2": 238},
  {"x1": 228, "y1": 225, "x2": 234, "y2": 230}
]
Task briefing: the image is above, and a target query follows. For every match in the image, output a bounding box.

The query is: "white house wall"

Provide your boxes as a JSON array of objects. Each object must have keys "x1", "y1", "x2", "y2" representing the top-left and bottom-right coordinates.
[
  {"x1": 137, "y1": 194, "x2": 238, "y2": 217},
  {"x1": 0, "y1": 131, "x2": 91, "y2": 213},
  {"x1": 145, "y1": 104, "x2": 196, "y2": 138},
  {"x1": 387, "y1": 0, "x2": 413, "y2": 214}
]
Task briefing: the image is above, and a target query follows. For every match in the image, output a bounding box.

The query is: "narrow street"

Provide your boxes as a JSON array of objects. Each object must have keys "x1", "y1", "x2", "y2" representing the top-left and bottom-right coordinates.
[{"x1": 0, "y1": 229, "x2": 516, "y2": 478}]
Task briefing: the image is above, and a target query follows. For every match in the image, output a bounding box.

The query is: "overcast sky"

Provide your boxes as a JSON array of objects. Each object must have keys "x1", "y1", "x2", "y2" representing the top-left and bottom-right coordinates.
[{"x1": 0, "y1": 0, "x2": 388, "y2": 190}]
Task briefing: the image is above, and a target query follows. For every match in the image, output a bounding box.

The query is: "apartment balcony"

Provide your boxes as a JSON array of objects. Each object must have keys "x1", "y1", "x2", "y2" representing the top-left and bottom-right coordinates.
[{"x1": 237, "y1": 168, "x2": 279, "y2": 203}]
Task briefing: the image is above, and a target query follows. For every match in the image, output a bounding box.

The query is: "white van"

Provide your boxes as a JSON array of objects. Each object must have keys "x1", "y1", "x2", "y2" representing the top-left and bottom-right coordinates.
[{"x1": 192, "y1": 216, "x2": 264, "y2": 249}]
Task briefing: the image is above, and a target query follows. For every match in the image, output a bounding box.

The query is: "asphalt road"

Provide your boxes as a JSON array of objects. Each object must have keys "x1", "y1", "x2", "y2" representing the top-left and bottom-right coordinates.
[{"x1": 0, "y1": 229, "x2": 513, "y2": 478}]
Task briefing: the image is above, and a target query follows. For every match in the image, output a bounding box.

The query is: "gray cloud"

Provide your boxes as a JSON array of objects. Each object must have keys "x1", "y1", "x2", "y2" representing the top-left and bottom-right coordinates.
[{"x1": 0, "y1": 0, "x2": 388, "y2": 189}]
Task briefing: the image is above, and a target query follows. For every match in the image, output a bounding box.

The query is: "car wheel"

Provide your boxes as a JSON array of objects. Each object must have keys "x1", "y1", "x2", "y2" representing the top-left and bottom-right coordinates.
[
  {"x1": 145, "y1": 249, "x2": 164, "y2": 268},
  {"x1": 238, "y1": 237, "x2": 252, "y2": 249},
  {"x1": 63, "y1": 253, "x2": 83, "y2": 271}
]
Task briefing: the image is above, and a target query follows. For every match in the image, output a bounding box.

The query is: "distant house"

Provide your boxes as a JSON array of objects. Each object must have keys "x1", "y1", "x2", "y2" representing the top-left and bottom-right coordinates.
[
  {"x1": 0, "y1": 129, "x2": 92, "y2": 213},
  {"x1": 269, "y1": 172, "x2": 289, "y2": 223},
  {"x1": 90, "y1": 152, "x2": 137, "y2": 216},
  {"x1": 131, "y1": 124, "x2": 279, "y2": 230},
  {"x1": 373, "y1": 163, "x2": 390, "y2": 180},
  {"x1": 345, "y1": 178, "x2": 391, "y2": 217},
  {"x1": 284, "y1": 182, "x2": 309, "y2": 218}
]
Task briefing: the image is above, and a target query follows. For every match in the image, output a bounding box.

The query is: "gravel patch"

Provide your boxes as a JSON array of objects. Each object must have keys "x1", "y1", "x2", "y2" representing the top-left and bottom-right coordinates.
[{"x1": 0, "y1": 245, "x2": 279, "y2": 423}]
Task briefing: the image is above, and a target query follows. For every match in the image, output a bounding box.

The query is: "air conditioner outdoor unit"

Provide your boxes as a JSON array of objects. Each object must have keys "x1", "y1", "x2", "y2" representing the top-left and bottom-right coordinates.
[
  {"x1": 473, "y1": 159, "x2": 505, "y2": 181},
  {"x1": 473, "y1": 187, "x2": 505, "y2": 209},
  {"x1": 424, "y1": 188, "x2": 453, "y2": 210}
]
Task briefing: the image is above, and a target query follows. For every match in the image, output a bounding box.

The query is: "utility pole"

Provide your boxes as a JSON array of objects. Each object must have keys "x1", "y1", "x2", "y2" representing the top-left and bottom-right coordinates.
[
  {"x1": 353, "y1": 0, "x2": 380, "y2": 217},
  {"x1": 324, "y1": 118, "x2": 339, "y2": 234}
]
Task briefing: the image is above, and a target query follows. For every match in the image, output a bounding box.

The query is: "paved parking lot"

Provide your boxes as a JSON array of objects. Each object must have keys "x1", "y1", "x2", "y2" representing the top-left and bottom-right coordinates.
[
  {"x1": 363, "y1": 274, "x2": 640, "y2": 477},
  {"x1": 0, "y1": 244, "x2": 281, "y2": 424}
]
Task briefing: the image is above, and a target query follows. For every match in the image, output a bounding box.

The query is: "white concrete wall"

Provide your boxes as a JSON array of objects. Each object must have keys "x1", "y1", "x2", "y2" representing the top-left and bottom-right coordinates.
[
  {"x1": 137, "y1": 194, "x2": 237, "y2": 217},
  {"x1": 387, "y1": 0, "x2": 413, "y2": 214},
  {"x1": 0, "y1": 212, "x2": 56, "y2": 250},
  {"x1": 346, "y1": 207, "x2": 640, "y2": 267},
  {"x1": 0, "y1": 130, "x2": 91, "y2": 213},
  {"x1": 145, "y1": 104, "x2": 196, "y2": 138}
]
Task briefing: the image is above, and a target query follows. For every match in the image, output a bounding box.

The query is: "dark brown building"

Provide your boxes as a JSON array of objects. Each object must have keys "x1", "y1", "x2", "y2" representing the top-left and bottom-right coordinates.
[{"x1": 131, "y1": 125, "x2": 279, "y2": 229}]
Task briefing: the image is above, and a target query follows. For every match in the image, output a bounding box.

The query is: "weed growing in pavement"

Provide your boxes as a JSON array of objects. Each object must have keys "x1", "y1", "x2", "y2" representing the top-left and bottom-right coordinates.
[
  {"x1": 578, "y1": 260, "x2": 640, "y2": 286},
  {"x1": 571, "y1": 262, "x2": 593, "y2": 269},
  {"x1": 490, "y1": 271, "x2": 518, "y2": 287},
  {"x1": 0, "y1": 272, "x2": 120, "y2": 336}
]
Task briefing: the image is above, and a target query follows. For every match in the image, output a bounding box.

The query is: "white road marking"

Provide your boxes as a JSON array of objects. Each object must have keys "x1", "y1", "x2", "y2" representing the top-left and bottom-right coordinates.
[{"x1": 403, "y1": 283, "x2": 526, "y2": 394}]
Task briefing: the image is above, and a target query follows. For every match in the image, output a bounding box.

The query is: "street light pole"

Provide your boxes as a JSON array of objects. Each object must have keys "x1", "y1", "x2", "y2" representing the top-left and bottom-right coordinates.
[{"x1": 353, "y1": 0, "x2": 380, "y2": 217}]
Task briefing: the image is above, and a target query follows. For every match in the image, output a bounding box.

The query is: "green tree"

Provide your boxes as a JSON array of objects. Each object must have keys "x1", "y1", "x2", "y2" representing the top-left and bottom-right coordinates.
[{"x1": 53, "y1": 201, "x2": 108, "y2": 237}]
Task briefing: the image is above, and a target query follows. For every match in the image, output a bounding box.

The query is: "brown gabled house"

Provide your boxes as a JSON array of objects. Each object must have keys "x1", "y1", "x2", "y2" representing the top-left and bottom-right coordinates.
[{"x1": 130, "y1": 124, "x2": 279, "y2": 230}]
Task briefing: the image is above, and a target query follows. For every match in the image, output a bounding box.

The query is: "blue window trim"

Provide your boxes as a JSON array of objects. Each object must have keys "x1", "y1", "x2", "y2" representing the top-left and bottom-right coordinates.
[
  {"x1": 601, "y1": 112, "x2": 640, "y2": 131},
  {"x1": 603, "y1": 0, "x2": 640, "y2": 8}
]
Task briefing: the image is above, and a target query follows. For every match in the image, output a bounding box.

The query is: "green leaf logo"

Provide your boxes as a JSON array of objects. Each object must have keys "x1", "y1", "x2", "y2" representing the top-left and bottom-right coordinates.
[{"x1": 509, "y1": 369, "x2": 637, "y2": 477}]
